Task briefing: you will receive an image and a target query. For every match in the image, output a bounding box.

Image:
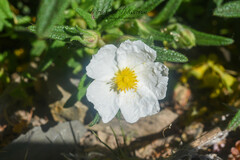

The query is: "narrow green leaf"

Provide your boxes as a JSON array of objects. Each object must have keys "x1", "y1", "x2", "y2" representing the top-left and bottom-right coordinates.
[
  {"x1": 135, "y1": 20, "x2": 173, "y2": 42},
  {"x1": 0, "y1": 0, "x2": 13, "y2": 18},
  {"x1": 64, "y1": 73, "x2": 88, "y2": 108},
  {"x1": 99, "y1": 1, "x2": 142, "y2": 30},
  {"x1": 0, "y1": 51, "x2": 8, "y2": 62},
  {"x1": 36, "y1": 0, "x2": 70, "y2": 38},
  {"x1": 67, "y1": 58, "x2": 82, "y2": 74},
  {"x1": 75, "y1": 8, "x2": 96, "y2": 29},
  {"x1": 0, "y1": 20, "x2": 4, "y2": 31},
  {"x1": 138, "y1": 0, "x2": 164, "y2": 15},
  {"x1": 116, "y1": 110, "x2": 122, "y2": 120},
  {"x1": 110, "y1": 126, "x2": 121, "y2": 149},
  {"x1": 29, "y1": 25, "x2": 80, "y2": 41},
  {"x1": 151, "y1": 0, "x2": 183, "y2": 24},
  {"x1": 91, "y1": 130, "x2": 116, "y2": 155},
  {"x1": 78, "y1": 0, "x2": 95, "y2": 11},
  {"x1": 93, "y1": 0, "x2": 113, "y2": 19},
  {"x1": 39, "y1": 40, "x2": 65, "y2": 71},
  {"x1": 189, "y1": 27, "x2": 234, "y2": 46},
  {"x1": 213, "y1": 0, "x2": 223, "y2": 7},
  {"x1": 228, "y1": 110, "x2": 240, "y2": 131},
  {"x1": 0, "y1": 0, "x2": 13, "y2": 30},
  {"x1": 214, "y1": 1, "x2": 240, "y2": 18},
  {"x1": 153, "y1": 46, "x2": 188, "y2": 63},
  {"x1": 30, "y1": 40, "x2": 47, "y2": 57},
  {"x1": 41, "y1": 59, "x2": 54, "y2": 71},
  {"x1": 88, "y1": 113, "x2": 100, "y2": 127},
  {"x1": 16, "y1": 16, "x2": 31, "y2": 25},
  {"x1": 145, "y1": 25, "x2": 174, "y2": 42},
  {"x1": 77, "y1": 74, "x2": 89, "y2": 101}
]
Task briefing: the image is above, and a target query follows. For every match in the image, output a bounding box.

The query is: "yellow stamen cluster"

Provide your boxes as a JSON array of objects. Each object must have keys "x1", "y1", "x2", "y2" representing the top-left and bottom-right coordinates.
[{"x1": 114, "y1": 67, "x2": 138, "y2": 93}]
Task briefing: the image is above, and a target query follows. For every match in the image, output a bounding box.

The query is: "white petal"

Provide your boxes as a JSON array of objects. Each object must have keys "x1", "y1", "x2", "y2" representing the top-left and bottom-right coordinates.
[
  {"x1": 118, "y1": 86, "x2": 159, "y2": 123},
  {"x1": 135, "y1": 62, "x2": 169, "y2": 100},
  {"x1": 116, "y1": 40, "x2": 157, "y2": 69},
  {"x1": 86, "y1": 80, "x2": 119, "y2": 123},
  {"x1": 86, "y1": 44, "x2": 118, "y2": 81}
]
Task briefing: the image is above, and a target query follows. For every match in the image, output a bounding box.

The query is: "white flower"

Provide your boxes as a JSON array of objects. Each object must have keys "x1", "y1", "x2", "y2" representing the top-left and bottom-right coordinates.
[{"x1": 86, "y1": 40, "x2": 169, "y2": 123}]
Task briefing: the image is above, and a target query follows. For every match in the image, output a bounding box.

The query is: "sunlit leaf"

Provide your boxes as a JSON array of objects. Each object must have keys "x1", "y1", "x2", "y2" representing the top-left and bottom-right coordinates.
[
  {"x1": 75, "y1": 7, "x2": 97, "y2": 29},
  {"x1": 29, "y1": 25, "x2": 80, "y2": 41},
  {"x1": 153, "y1": 46, "x2": 188, "y2": 63},
  {"x1": 93, "y1": 0, "x2": 113, "y2": 19},
  {"x1": 190, "y1": 64, "x2": 208, "y2": 79},
  {"x1": 145, "y1": 25, "x2": 174, "y2": 42},
  {"x1": 16, "y1": 16, "x2": 31, "y2": 25},
  {"x1": 36, "y1": 0, "x2": 70, "y2": 38},
  {"x1": 151, "y1": 0, "x2": 183, "y2": 24},
  {"x1": 189, "y1": 27, "x2": 234, "y2": 46},
  {"x1": 214, "y1": 1, "x2": 240, "y2": 18},
  {"x1": 0, "y1": 51, "x2": 8, "y2": 62},
  {"x1": 228, "y1": 110, "x2": 240, "y2": 131},
  {"x1": 0, "y1": 0, "x2": 13, "y2": 30},
  {"x1": 99, "y1": 1, "x2": 142, "y2": 30},
  {"x1": 0, "y1": 0, "x2": 13, "y2": 18},
  {"x1": 213, "y1": 0, "x2": 223, "y2": 7},
  {"x1": 77, "y1": 74, "x2": 89, "y2": 101},
  {"x1": 138, "y1": 0, "x2": 164, "y2": 15},
  {"x1": 67, "y1": 58, "x2": 82, "y2": 74},
  {"x1": 30, "y1": 40, "x2": 47, "y2": 57}
]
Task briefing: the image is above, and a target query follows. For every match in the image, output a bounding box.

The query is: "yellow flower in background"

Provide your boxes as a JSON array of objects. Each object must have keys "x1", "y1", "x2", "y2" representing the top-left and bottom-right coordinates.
[
  {"x1": 14, "y1": 48, "x2": 24, "y2": 57},
  {"x1": 86, "y1": 40, "x2": 169, "y2": 123}
]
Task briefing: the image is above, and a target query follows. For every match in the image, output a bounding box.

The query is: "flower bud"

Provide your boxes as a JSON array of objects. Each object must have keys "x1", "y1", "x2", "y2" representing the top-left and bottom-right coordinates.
[
  {"x1": 71, "y1": 29, "x2": 100, "y2": 48},
  {"x1": 165, "y1": 24, "x2": 196, "y2": 49},
  {"x1": 82, "y1": 30, "x2": 99, "y2": 48}
]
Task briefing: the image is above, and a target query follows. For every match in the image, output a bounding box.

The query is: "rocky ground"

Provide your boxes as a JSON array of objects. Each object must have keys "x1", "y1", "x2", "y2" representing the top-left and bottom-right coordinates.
[{"x1": 0, "y1": 68, "x2": 239, "y2": 160}]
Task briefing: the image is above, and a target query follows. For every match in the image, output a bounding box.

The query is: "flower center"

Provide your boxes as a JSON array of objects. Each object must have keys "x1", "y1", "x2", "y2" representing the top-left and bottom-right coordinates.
[{"x1": 114, "y1": 67, "x2": 138, "y2": 93}]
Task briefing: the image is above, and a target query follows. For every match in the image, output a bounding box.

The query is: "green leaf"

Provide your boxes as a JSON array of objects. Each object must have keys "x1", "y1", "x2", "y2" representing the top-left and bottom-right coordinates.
[
  {"x1": 88, "y1": 113, "x2": 100, "y2": 127},
  {"x1": 213, "y1": 0, "x2": 223, "y2": 7},
  {"x1": 64, "y1": 73, "x2": 89, "y2": 108},
  {"x1": 228, "y1": 110, "x2": 240, "y2": 131},
  {"x1": 67, "y1": 58, "x2": 82, "y2": 74},
  {"x1": 93, "y1": 0, "x2": 113, "y2": 19},
  {"x1": 116, "y1": 110, "x2": 122, "y2": 120},
  {"x1": 151, "y1": 0, "x2": 183, "y2": 24},
  {"x1": 39, "y1": 40, "x2": 65, "y2": 71},
  {"x1": 36, "y1": 0, "x2": 70, "y2": 38},
  {"x1": 0, "y1": 20, "x2": 4, "y2": 31},
  {"x1": 189, "y1": 27, "x2": 234, "y2": 46},
  {"x1": 78, "y1": 0, "x2": 95, "y2": 11},
  {"x1": 145, "y1": 25, "x2": 174, "y2": 42},
  {"x1": 77, "y1": 74, "x2": 88, "y2": 101},
  {"x1": 99, "y1": 0, "x2": 165, "y2": 30},
  {"x1": 30, "y1": 40, "x2": 47, "y2": 57},
  {"x1": 0, "y1": 51, "x2": 8, "y2": 62},
  {"x1": 0, "y1": 0, "x2": 13, "y2": 18},
  {"x1": 99, "y1": 1, "x2": 142, "y2": 30},
  {"x1": 135, "y1": 20, "x2": 173, "y2": 42},
  {"x1": 75, "y1": 7, "x2": 97, "y2": 29},
  {"x1": 29, "y1": 25, "x2": 80, "y2": 41},
  {"x1": 0, "y1": 0, "x2": 13, "y2": 31},
  {"x1": 153, "y1": 46, "x2": 188, "y2": 63},
  {"x1": 214, "y1": 1, "x2": 240, "y2": 18},
  {"x1": 138, "y1": 0, "x2": 164, "y2": 15},
  {"x1": 16, "y1": 16, "x2": 31, "y2": 25}
]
